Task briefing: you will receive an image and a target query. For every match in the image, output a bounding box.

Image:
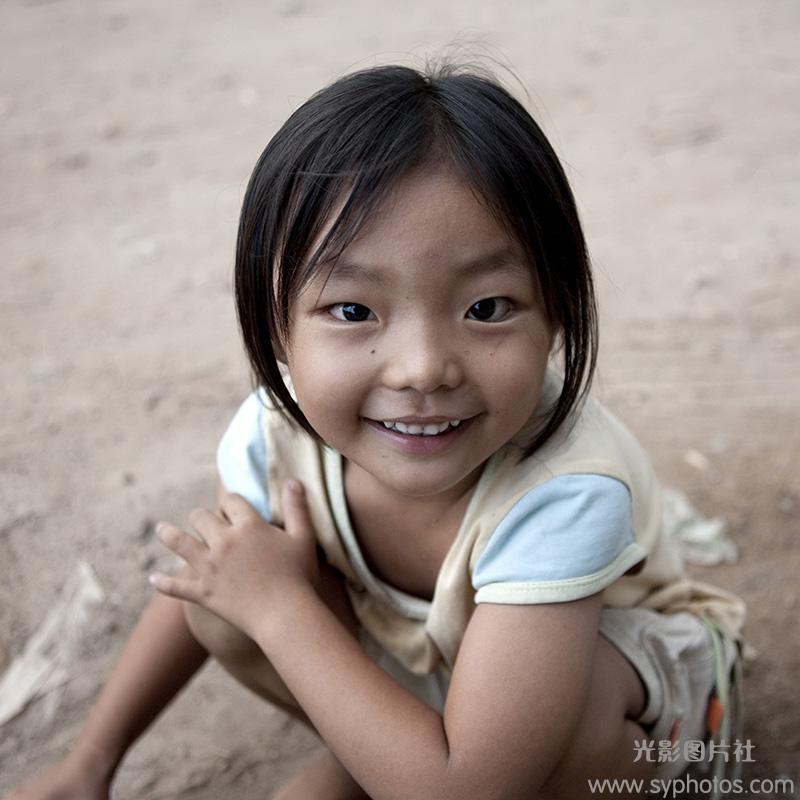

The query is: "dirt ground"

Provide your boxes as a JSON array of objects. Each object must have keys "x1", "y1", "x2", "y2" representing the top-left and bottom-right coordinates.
[{"x1": 1, "y1": 1, "x2": 798, "y2": 798}]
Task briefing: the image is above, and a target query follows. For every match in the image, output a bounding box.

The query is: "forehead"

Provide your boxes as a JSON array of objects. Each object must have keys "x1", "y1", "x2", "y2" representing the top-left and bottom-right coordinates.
[{"x1": 309, "y1": 166, "x2": 530, "y2": 286}]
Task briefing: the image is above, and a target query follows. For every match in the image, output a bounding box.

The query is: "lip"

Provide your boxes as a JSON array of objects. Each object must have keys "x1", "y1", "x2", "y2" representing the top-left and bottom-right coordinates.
[{"x1": 363, "y1": 414, "x2": 478, "y2": 455}]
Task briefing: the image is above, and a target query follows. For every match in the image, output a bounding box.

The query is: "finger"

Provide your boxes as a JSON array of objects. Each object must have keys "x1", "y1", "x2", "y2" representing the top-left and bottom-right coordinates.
[
  {"x1": 282, "y1": 480, "x2": 315, "y2": 544},
  {"x1": 188, "y1": 506, "x2": 226, "y2": 544},
  {"x1": 155, "y1": 522, "x2": 207, "y2": 563},
  {"x1": 220, "y1": 491, "x2": 260, "y2": 523},
  {"x1": 216, "y1": 480, "x2": 232, "y2": 521},
  {"x1": 148, "y1": 570, "x2": 200, "y2": 603}
]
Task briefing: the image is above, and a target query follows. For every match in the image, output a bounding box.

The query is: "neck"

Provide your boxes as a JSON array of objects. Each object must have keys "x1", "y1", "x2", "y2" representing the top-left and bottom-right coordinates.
[{"x1": 342, "y1": 458, "x2": 484, "y2": 524}]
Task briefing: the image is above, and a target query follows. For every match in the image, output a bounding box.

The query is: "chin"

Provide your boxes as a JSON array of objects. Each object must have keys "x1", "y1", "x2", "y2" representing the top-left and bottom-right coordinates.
[{"x1": 380, "y1": 468, "x2": 471, "y2": 499}]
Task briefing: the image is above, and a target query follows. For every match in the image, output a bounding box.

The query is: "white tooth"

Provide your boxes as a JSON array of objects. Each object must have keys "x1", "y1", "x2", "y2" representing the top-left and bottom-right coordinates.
[{"x1": 385, "y1": 420, "x2": 461, "y2": 436}]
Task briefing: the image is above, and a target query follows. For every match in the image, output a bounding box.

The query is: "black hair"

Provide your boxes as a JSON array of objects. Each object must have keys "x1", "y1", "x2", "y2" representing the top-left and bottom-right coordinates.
[{"x1": 235, "y1": 60, "x2": 597, "y2": 457}]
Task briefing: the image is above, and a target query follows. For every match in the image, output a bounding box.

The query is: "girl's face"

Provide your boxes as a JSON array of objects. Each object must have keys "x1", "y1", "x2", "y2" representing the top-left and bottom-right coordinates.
[{"x1": 284, "y1": 167, "x2": 553, "y2": 502}]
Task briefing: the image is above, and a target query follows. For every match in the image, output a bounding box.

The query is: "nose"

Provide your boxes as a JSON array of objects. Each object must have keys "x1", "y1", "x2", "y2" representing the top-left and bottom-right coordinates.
[{"x1": 380, "y1": 320, "x2": 464, "y2": 394}]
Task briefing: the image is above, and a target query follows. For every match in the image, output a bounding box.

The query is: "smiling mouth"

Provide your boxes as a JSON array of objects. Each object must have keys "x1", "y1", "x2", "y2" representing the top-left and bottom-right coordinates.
[
  {"x1": 363, "y1": 414, "x2": 479, "y2": 441},
  {"x1": 361, "y1": 414, "x2": 477, "y2": 454},
  {"x1": 375, "y1": 419, "x2": 463, "y2": 436}
]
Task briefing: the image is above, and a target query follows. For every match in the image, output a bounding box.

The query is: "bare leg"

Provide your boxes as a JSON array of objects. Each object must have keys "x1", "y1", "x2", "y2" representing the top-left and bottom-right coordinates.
[
  {"x1": 182, "y1": 559, "x2": 369, "y2": 800},
  {"x1": 271, "y1": 749, "x2": 370, "y2": 800}
]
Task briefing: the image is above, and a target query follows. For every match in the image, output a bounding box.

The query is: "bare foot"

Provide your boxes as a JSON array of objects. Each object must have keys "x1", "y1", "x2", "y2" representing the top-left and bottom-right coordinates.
[{"x1": 271, "y1": 748, "x2": 369, "y2": 800}]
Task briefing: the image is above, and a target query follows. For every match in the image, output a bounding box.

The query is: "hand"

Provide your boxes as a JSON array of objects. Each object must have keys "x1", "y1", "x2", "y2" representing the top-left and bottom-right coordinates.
[
  {"x1": 149, "y1": 481, "x2": 320, "y2": 641},
  {"x1": 2, "y1": 753, "x2": 111, "y2": 800}
]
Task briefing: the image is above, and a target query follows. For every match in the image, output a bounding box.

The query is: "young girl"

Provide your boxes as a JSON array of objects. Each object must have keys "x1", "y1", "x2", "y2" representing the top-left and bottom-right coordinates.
[{"x1": 7, "y1": 62, "x2": 746, "y2": 800}]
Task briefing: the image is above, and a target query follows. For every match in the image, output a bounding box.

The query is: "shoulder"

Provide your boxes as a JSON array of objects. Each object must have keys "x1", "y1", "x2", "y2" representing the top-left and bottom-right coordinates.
[
  {"x1": 217, "y1": 389, "x2": 269, "y2": 460},
  {"x1": 473, "y1": 382, "x2": 662, "y2": 562},
  {"x1": 471, "y1": 473, "x2": 646, "y2": 604},
  {"x1": 502, "y1": 369, "x2": 656, "y2": 485},
  {"x1": 216, "y1": 389, "x2": 272, "y2": 520}
]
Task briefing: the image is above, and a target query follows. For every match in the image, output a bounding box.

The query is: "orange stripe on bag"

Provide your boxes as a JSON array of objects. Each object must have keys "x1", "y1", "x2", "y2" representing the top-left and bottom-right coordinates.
[{"x1": 706, "y1": 691, "x2": 725, "y2": 736}]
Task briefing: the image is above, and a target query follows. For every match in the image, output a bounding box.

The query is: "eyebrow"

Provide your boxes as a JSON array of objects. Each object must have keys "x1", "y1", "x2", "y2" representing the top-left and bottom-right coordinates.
[{"x1": 324, "y1": 245, "x2": 531, "y2": 286}]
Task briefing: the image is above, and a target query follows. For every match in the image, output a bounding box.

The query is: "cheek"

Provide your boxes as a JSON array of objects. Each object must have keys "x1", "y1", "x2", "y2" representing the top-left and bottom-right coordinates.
[
  {"x1": 491, "y1": 371, "x2": 545, "y2": 418},
  {"x1": 483, "y1": 332, "x2": 550, "y2": 415},
  {"x1": 287, "y1": 338, "x2": 368, "y2": 422}
]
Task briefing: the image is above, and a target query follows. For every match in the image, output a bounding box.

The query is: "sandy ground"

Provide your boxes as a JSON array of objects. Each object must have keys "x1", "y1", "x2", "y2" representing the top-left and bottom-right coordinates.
[{"x1": 1, "y1": 0, "x2": 798, "y2": 797}]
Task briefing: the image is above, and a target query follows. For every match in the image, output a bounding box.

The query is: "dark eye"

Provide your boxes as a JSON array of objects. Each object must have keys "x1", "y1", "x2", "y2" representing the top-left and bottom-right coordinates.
[
  {"x1": 466, "y1": 298, "x2": 512, "y2": 323},
  {"x1": 329, "y1": 303, "x2": 375, "y2": 322}
]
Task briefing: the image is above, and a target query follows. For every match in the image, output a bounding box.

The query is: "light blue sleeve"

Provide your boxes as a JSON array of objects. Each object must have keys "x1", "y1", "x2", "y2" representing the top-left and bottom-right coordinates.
[
  {"x1": 472, "y1": 474, "x2": 646, "y2": 604},
  {"x1": 216, "y1": 390, "x2": 271, "y2": 521}
]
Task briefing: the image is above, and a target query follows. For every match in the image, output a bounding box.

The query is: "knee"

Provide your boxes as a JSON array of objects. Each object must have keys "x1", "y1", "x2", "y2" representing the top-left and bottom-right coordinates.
[
  {"x1": 182, "y1": 559, "x2": 356, "y2": 661},
  {"x1": 182, "y1": 600, "x2": 261, "y2": 662}
]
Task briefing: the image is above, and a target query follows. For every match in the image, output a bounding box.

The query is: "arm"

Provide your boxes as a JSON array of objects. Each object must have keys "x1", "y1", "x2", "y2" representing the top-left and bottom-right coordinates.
[
  {"x1": 151, "y1": 484, "x2": 604, "y2": 800},
  {"x1": 255, "y1": 585, "x2": 602, "y2": 800}
]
